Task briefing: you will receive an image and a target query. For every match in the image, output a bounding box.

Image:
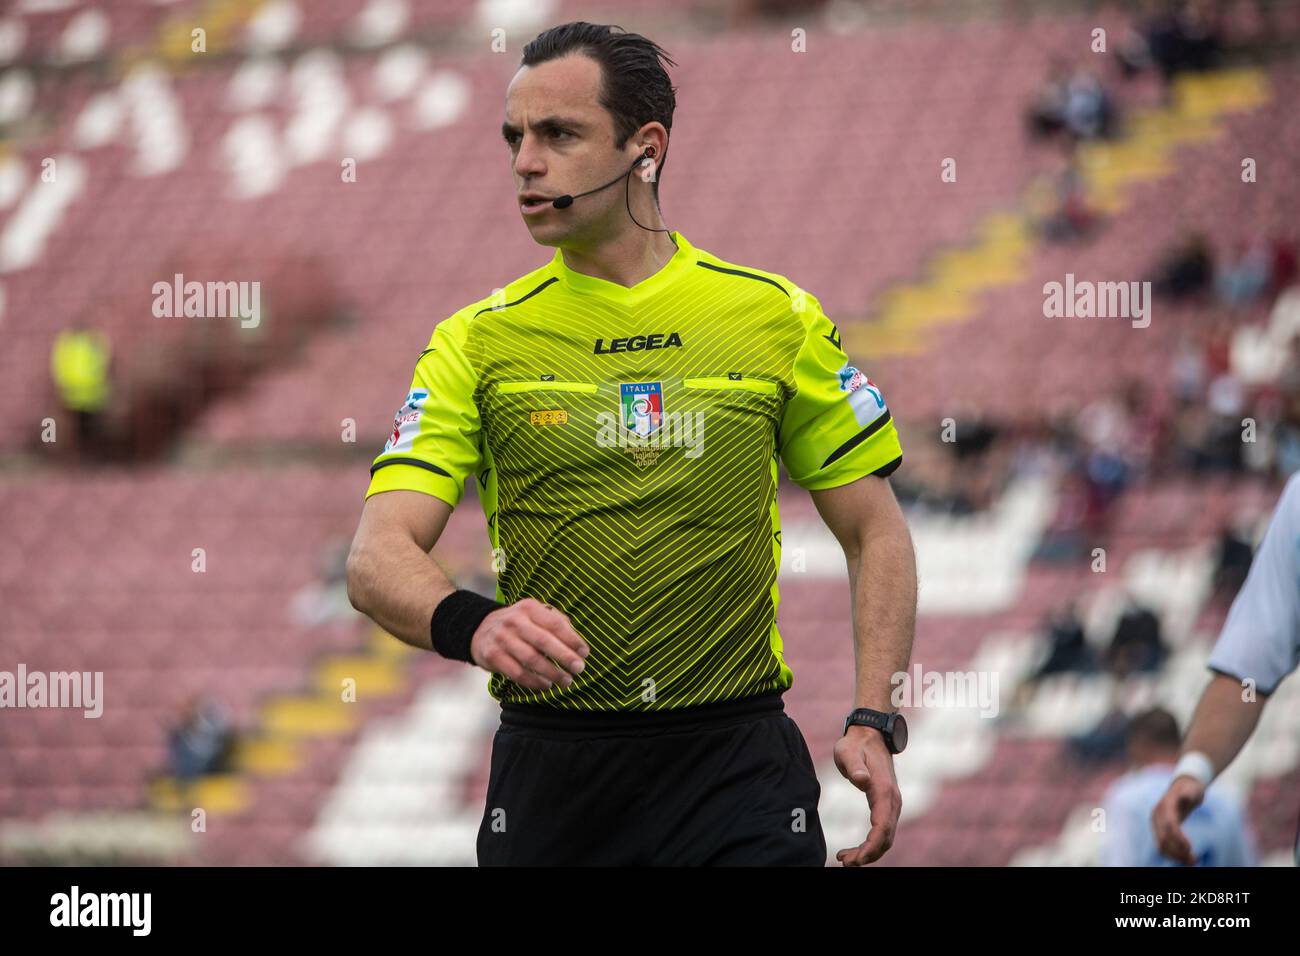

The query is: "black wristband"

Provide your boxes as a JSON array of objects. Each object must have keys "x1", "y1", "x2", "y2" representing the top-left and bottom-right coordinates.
[{"x1": 429, "y1": 589, "x2": 505, "y2": 664}]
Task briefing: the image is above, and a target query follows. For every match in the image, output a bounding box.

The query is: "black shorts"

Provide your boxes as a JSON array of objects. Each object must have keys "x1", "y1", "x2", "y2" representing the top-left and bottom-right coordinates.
[{"x1": 476, "y1": 691, "x2": 827, "y2": 866}]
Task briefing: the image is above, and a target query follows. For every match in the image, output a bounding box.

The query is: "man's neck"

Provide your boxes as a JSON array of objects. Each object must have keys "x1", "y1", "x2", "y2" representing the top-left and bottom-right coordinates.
[{"x1": 560, "y1": 228, "x2": 679, "y2": 289}]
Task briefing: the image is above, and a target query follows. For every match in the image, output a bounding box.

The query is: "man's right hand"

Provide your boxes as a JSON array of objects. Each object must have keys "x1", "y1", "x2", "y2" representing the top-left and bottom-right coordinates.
[
  {"x1": 470, "y1": 597, "x2": 589, "y2": 691},
  {"x1": 1151, "y1": 775, "x2": 1206, "y2": 865}
]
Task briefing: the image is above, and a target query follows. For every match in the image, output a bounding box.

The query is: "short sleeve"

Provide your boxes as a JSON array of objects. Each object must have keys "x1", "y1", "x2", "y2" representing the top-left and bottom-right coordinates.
[
  {"x1": 1207, "y1": 473, "x2": 1300, "y2": 695},
  {"x1": 778, "y1": 295, "x2": 903, "y2": 490},
  {"x1": 365, "y1": 316, "x2": 481, "y2": 508}
]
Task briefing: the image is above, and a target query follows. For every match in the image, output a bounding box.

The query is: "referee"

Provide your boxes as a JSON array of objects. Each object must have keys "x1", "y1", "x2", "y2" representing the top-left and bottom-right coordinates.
[{"x1": 346, "y1": 22, "x2": 918, "y2": 866}]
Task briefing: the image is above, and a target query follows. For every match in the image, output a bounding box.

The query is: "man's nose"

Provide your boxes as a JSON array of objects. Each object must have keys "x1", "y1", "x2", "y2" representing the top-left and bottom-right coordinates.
[{"x1": 513, "y1": 135, "x2": 546, "y2": 178}]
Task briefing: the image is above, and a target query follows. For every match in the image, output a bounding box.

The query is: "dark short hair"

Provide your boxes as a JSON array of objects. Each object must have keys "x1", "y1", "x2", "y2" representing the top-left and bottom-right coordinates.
[
  {"x1": 521, "y1": 22, "x2": 677, "y2": 205},
  {"x1": 1126, "y1": 708, "x2": 1181, "y2": 750}
]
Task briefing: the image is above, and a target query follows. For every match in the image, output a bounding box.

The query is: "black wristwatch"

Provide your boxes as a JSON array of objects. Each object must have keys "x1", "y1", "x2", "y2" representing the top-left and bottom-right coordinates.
[{"x1": 842, "y1": 707, "x2": 908, "y2": 754}]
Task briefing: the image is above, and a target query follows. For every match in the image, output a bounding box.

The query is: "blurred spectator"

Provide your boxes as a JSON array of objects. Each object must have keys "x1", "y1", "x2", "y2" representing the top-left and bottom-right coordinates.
[
  {"x1": 1104, "y1": 596, "x2": 1168, "y2": 677},
  {"x1": 1069, "y1": 704, "x2": 1130, "y2": 764},
  {"x1": 1083, "y1": 446, "x2": 1132, "y2": 520},
  {"x1": 1171, "y1": 0, "x2": 1225, "y2": 73},
  {"x1": 1215, "y1": 237, "x2": 1273, "y2": 307},
  {"x1": 167, "y1": 696, "x2": 235, "y2": 783},
  {"x1": 942, "y1": 414, "x2": 1005, "y2": 512},
  {"x1": 1033, "y1": 601, "x2": 1097, "y2": 679},
  {"x1": 50, "y1": 322, "x2": 111, "y2": 462},
  {"x1": 1063, "y1": 69, "x2": 1118, "y2": 141},
  {"x1": 1150, "y1": 232, "x2": 1213, "y2": 300},
  {"x1": 1171, "y1": 332, "x2": 1208, "y2": 402},
  {"x1": 1027, "y1": 62, "x2": 1117, "y2": 142},
  {"x1": 1099, "y1": 708, "x2": 1256, "y2": 866},
  {"x1": 1026, "y1": 60, "x2": 1071, "y2": 139},
  {"x1": 1215, "y1": 223, "x2": 1299, "y2": 305},
  {"x1": 1035, "y1": 139, "x2": 1098, "y2": 242},
  {"x1": 1118, "y1": 0, "x2": 1224, "y2": 91},
  {"x1": 1006, "y1": 600, "x2": 1097, "y2": 721},
  {"x1": 1079, "y1": 394, "x2": 1138, "y2": 497},
  {"x1": 1173, "y1": 372, "x2": 1247, "y2": 474},
  {"x1": 1120, "y1": 380, "x2": 1167, "y2": 477}
]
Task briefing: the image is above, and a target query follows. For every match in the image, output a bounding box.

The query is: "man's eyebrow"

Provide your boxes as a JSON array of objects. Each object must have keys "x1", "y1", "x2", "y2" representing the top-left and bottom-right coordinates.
[{"x1": 501, "y1": 116, "x2": 589, "y2": 138}]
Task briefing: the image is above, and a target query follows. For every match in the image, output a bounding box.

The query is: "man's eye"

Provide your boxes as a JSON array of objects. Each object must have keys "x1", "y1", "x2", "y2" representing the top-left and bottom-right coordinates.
[{"x1": 504, "y1": 130, "x2": 570, "y2": 148}]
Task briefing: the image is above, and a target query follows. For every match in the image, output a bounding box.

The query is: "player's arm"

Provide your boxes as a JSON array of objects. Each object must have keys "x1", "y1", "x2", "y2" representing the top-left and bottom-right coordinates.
[
  {"x1": 1150, "y1": 679, "x2": 1272, "y2": 867},
  {"x1": 347, "y1": 317, "x2": 588, "y2": 689},
  {"x1": 1181, "y1": 673, "x2": 1269, "y2": 778},
  {"x1": 346, "y1": 490, "x2": 588, "y2": 689},
  {"x1": 813, "y1": 474, "x2": 916, "y2": 867},
  {"x1": 1152, "y1": 474, "x2": 1300, "y2": 864},
  {"x1": 346, "y1": 489, "x2": 456, "y2": 651}
]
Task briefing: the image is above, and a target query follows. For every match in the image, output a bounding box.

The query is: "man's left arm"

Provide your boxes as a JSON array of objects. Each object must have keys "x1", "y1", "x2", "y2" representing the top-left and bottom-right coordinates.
[{"x1": 811, "y1": 473, "x2": 917, "y2": 866}]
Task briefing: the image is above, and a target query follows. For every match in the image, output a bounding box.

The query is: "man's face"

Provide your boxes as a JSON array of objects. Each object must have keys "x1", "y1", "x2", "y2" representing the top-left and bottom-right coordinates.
[{"x1": 503, "y1": 54, "x2": 626, "y2": 246}]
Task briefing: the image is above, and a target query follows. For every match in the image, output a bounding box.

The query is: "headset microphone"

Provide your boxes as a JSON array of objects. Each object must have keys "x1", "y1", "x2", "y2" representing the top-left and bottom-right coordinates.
[
  {"x1": 550, "y1": 149, "x2": 653, "y2": 209},
  {"x1": 547, "y1": 148, "x2": 672, "y2": 235}
]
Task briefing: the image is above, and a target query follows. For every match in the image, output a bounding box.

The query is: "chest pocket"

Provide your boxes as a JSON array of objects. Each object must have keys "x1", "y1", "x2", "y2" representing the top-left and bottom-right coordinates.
[
  {"x1": 484, "y1": 379, "x2": 604, "y2": 459},
  {"x1": 676, "y1": 375, "x2": 783, "y2": 468},
  {"x1": 495, "y1": 380, "x2": 600, "y2": 426},
  {"x1": 496, "y1": 380, "x2": 600, "y2": 396},
  {"x1": 682, "y1": 376, "x2": 780, "y2": 396}
]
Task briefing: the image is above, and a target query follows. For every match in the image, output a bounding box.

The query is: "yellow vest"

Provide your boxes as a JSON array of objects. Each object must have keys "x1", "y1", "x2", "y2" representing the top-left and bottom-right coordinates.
[{"x1": 51, "y1": 330, "x2": 110, "y2": 412}]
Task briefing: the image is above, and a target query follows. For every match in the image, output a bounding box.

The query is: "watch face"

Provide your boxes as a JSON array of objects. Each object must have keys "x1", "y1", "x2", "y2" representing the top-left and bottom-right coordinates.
[{"x1": 890, "y1": 713, "x2": 908, "y2": 753}]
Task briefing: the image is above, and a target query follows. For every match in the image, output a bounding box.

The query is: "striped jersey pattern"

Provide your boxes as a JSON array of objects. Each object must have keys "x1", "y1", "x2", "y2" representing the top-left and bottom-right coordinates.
[{"x1": 366, "y1": 231, "x2": 902, "y2": 710}]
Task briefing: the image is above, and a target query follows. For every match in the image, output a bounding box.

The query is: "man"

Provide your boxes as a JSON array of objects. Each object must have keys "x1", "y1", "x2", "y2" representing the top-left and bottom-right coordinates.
[
  {"x1": 1152, "y1": 472, "x2": 1300, "y2": 865},
  {"x1": 1101, "y1": 708, "x2": 1255, "y2": 867},
  {"x1": 346, "y1": 22, "x2": 917, "y2": 866},
  {"x1": 50, "y1": 321, "x2": 111, "y2": 463}
]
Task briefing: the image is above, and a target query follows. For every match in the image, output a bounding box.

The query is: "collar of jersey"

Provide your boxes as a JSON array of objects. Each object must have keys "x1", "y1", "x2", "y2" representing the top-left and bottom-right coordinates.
[{"x1": 549, "y1": 231, "x2": 694, "y2": 306}]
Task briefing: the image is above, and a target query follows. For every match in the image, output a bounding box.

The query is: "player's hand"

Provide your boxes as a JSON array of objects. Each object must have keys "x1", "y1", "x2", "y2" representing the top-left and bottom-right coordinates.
[
  {"x1": 1151, "y1": 774, "x2": 1206, "y2": 866},
  {"x1": 469, "y1": 597, "x2": 589, "y2": 691},
  {"x1": 832, "y1": 726, "x2": 901, "y2": 865}
]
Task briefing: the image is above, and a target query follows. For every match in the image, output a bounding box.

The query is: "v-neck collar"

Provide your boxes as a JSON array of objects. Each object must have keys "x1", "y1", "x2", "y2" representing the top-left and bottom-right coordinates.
[{"x1": 549, "y1": 231, "x2": 694, "y2": 306}]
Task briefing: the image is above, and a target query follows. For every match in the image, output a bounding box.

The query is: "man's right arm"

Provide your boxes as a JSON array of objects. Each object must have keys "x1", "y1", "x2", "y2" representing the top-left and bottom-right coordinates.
[
  {"x1": 346, "y1": 488, "x2": 590, "y2": 690},
  {"x1": 353, "y1": 314, "x2": 591, "y2": 689},
  {"x1": 346, "y1": 489, "x2": 457, "y2": 653}
]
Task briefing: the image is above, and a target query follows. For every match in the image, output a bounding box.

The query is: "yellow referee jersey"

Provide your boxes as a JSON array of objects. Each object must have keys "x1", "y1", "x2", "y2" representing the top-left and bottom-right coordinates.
[{"x1": 366, "y1": 230, "x2": 902, "y2": 710}]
